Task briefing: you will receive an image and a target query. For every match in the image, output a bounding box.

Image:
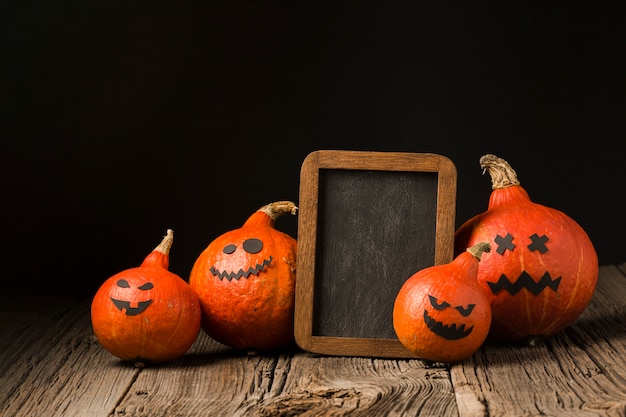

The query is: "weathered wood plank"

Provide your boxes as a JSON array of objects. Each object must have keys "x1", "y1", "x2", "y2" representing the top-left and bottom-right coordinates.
[
  {"x1": 112, "y1": 332, "x2": 457, "y2": 416},
  {"x1": 0, "y1": 298, "x2": 140, "y2": 417},
  {"x1": 0, "y1": 296, "x2": 81, "y2": 407},
  {"x1": 451, "y1": 265, "x2": 626, "y2": 417},
  {"x1": 2, "y1": 262, "x2": 626, "y2": 416}
]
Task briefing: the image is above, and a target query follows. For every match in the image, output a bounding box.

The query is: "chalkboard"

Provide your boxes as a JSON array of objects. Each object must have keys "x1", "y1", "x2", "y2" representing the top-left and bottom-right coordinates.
[{"x1": 295, "y1": 150, "x2": 457, "y2": 358}]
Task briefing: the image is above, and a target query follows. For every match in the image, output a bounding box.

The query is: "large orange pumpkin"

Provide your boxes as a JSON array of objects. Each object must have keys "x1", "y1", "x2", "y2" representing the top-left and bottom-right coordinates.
[
  {"x1": 189, "y1": 201, "x2": 298, "y2": 351},
  {"x1": 393, "y1": 242, "x2": 492, "y2": 363},
  {"x1": 454, "y1": 154, "x2": 598, "y2": 344},
  {"x1": 91, "y1": 229, "x2": 201, "y2": 366}
]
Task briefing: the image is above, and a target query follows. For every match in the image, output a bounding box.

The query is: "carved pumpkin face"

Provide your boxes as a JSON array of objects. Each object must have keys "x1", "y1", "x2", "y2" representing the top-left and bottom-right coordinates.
[
  {"x1": 486, "y1": 231, "x2": 561, "y2": 297},
  {"x1": 393, "y1": 244, "x2": 492, "y2": 363},
  {"x1": 454, "y1": 154, "x2": 599, "y2": 343},
  {"x1": 209, "y1": 234, "x2": 274, "y2": 282},
  {"x1": 91, "y1": 266, "x2": 202, "y2": 364},
  {"x1": 189, "y1": 202, "x2": 298, "y2": 351},
  {"x1": 415, "y1": 282, "x2": 491, "y2": 346},
  {"x1": 109, "y1": 277, "x2": 155, "y2": 316},
  {"x1": 469, "y1": 217, "x2": 597, "y2": 342},
  {"x1": 424, "y1": 294, "x2": 476, "y2": 340}
]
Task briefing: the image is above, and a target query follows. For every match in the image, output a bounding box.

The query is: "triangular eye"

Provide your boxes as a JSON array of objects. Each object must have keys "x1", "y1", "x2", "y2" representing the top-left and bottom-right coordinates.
[
  {"x1": 455, "y1": 304, "x2": 476, "y2": 317},
  {"x1": 428, "y1": 295, "x2": 450, "y2": 311}
]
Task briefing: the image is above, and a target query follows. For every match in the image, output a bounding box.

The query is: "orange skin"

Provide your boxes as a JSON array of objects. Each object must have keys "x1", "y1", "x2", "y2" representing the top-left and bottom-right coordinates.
[
  {"x1": 91, "y1": 230, "x2": 202, "y2": 364},
  {"x1": 189, "y1": 202, "x2": 297, "y2": 351},
  {"x1": 393, "y1": 244, "x2": 491, "y2": 363},
  {"x1": 454, "y1": 155, "x2": 598, "y2": 343}
]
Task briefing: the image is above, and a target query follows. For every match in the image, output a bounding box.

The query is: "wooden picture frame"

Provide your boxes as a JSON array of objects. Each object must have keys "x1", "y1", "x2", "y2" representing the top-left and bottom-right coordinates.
[{"x1": 294, "y1": 150, "x2": 457, "y2": 358}]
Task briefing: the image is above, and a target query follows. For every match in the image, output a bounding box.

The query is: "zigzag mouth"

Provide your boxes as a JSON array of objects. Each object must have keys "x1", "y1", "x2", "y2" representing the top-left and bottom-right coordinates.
[
  {"x1": 210, "y1": 256, "x2": 273, "y2": 281},
  {"x1": 487, "y1": 271, "x2": 561, "y2": 296},
  {"x1": 423, "y1": 310, "x2": 473, "y2": 340}
]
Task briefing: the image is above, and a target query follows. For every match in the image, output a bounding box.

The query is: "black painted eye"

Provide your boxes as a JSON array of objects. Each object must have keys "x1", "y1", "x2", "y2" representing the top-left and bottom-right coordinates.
[
  {"x1": 494, "y1": 233, "x2": 515, "y2": 255},
  {"x1": 223, "y1": 244, "x2": 237, "y2": 254},
  {"x1": 243, "y1": 238, "x2": 263, "y2": 254},
  {"x1": 117, "y1": 279, "x2": 130, "y2": 288},
  {"x1": 455, "y1": 304, "x2": 476, "y2": 317},
  {"x1": 138, "y1": 283, "x2": 154, "y2": 290},
  {"x1": 428, "y1": 295, "x2": 450, "y2": 311},
  {"x1": 528, "y1": 233, "x2": 549, "y2": 254}
]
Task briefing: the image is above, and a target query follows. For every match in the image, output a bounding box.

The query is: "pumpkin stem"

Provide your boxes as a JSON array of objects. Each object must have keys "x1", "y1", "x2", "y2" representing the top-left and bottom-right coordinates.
[
  {"x1": 258, "y1": 201, "x2": 298, "y2": 222},
  {"x1": 466, "y1": 242, "x2": 491, "y2": 260},
  {"x1": 154, "y1": 229, "x2": 174, "y2": 255},
  {"x1": 480, "y1": 154, "x2": 521, "y2": 190}
]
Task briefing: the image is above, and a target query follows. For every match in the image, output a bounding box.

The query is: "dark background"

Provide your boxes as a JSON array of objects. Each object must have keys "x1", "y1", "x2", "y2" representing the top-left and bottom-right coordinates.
[{"x1": 2, "y1": 2, "x2": 624, "y2": 299}]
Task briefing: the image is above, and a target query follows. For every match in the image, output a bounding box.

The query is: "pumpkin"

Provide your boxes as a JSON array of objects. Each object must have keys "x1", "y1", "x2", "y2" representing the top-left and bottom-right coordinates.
[
  {"x1": 393, "y1": 242, "x2": 492, "y2": 363},
  {"x1": 91, "y1": 229, "x2": 201, "y2": 366},
  {"x1": 454, "y1": 154, "x2": 598, "y2": 344},
  {"x1": 189, "y1": 201, "x2": 298, "y2": 351}
]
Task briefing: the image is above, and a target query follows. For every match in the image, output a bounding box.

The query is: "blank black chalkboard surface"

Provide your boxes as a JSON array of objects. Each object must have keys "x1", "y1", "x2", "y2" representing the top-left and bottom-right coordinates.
[{"x1": 295, "y1": 150, "x2": 457, "y2": 358}]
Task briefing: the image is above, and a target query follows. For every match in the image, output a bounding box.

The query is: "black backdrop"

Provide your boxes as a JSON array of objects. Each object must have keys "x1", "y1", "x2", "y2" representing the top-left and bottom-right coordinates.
[{"x1": 2, "y1": 2, "x2": 625, "y2": 298}]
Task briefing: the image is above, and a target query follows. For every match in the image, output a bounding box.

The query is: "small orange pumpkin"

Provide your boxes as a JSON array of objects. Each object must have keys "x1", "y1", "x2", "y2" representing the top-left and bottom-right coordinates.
[
  {"x1": 393, "y1": 242, "x2": 492, "y2": 363},
  {"x1": 189, "y1": 201, "x2": 298, "y2": 351},
  {"x1": 91, "y1": 229, "x2": 201, "y2": 366},
  {"x1": 454, "y1": 154, "x2": 598, "y2": 344}
]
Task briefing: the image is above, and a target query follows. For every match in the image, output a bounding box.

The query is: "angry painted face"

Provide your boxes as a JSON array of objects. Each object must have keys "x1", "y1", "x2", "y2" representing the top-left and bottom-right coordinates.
[{"x1": 423, "y1": 294, "x2": 477, "y2": 340}]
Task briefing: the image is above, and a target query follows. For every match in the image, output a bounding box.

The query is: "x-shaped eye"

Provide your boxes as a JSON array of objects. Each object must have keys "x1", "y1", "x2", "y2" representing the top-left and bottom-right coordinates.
[
  {"x1": 455, "y1": 304, "x2": 476, "y2": 317},
  {"x1": 428, "y1": 295, "x2": 451, "y2": 311},
  {"x1": 528, "y1": 233, "x2": 549, "y2": 254},
  {"x1": 495, "y1": 233, "x2": 515, "y2": 255}
]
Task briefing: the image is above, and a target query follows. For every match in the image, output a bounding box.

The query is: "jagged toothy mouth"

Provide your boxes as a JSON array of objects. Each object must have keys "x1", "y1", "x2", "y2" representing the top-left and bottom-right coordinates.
[
  {"x1": 487, "y1": 271, "x2": 561, "y2": 296},
  {"x1": 423, "y1": 310, "x2": 473, "y2": 340},
  {"x1": 210, "y1": 256, "x2": 273, "y2": 281}
]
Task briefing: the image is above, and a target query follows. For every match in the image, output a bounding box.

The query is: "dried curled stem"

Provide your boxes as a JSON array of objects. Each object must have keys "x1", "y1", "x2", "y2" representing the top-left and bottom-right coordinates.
[
  {"x1": 258, "y1": 201, "x2": 298, "y2": 221},
  {"x1": 479, "y1": 154, "x2": 521, "y2": 190},
  {"x1": 467, "y1": 242, "x2": 491, "y2": 260},
  {"x1": 154, "y1": 229, "x2": 174, "y2": 255}
]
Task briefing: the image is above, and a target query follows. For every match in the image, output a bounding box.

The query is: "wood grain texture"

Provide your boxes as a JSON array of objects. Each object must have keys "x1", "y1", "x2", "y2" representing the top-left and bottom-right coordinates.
[
  {"x1": 1, "y1": 263, "x2": 625, "y2": 416},
  {"x1": 0, "y1": 298, "x2": 139, "y2": 417},
  {"x1": 451, "y1": 265, "x2": 626, "y2": 417},
  {"x1": 114, "y1": 335, "x2": 456, "y2": 416}
]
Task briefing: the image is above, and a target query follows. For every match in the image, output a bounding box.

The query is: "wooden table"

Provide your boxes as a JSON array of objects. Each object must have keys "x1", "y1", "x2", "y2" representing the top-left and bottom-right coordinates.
[{"x1": 2, "y1": 263, "x2": 626, "y2": 416}]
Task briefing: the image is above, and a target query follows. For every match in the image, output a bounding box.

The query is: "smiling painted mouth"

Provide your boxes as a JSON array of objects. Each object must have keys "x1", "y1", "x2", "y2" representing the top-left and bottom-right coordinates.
[
  {"x1": 423, "y1": 310, "x2": 473, "y2": 340},
  {"x1": 210, "y1": 256, "x2": 273, "y2": 281},
  {"x1": 110, "y1": 298, "x2": 153, "y2": 316}
]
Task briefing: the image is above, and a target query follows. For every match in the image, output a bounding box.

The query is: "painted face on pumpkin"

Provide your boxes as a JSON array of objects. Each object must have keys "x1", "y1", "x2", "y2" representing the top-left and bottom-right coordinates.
[
  {"x1": 487, "y1": 232, "x2": 562, "y2": 296},
  {"x1": 209, "y1": 237, "x2": 273, "y2": 282},
  {"x1": 423, "y1": 295, "x2": 475, "y2": 340},
  {"x1": 110, "y1": 279, "x2": 154, "y2": 316}
]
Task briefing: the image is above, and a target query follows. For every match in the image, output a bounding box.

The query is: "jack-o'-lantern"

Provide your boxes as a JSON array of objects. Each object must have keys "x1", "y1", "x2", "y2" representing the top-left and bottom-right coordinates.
[
  {"x1": 189, "y1": 201, "x2": 298, "y2": 351},
  {"x1": 393, "y1": 242, "x2": 492, "y2": 363},
  {"x1": 454, "y1": 154, "x2": 598, "y2": 344},
  {"x1": 91, "y1": 229, "x2": 201, "y2": 366}
]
